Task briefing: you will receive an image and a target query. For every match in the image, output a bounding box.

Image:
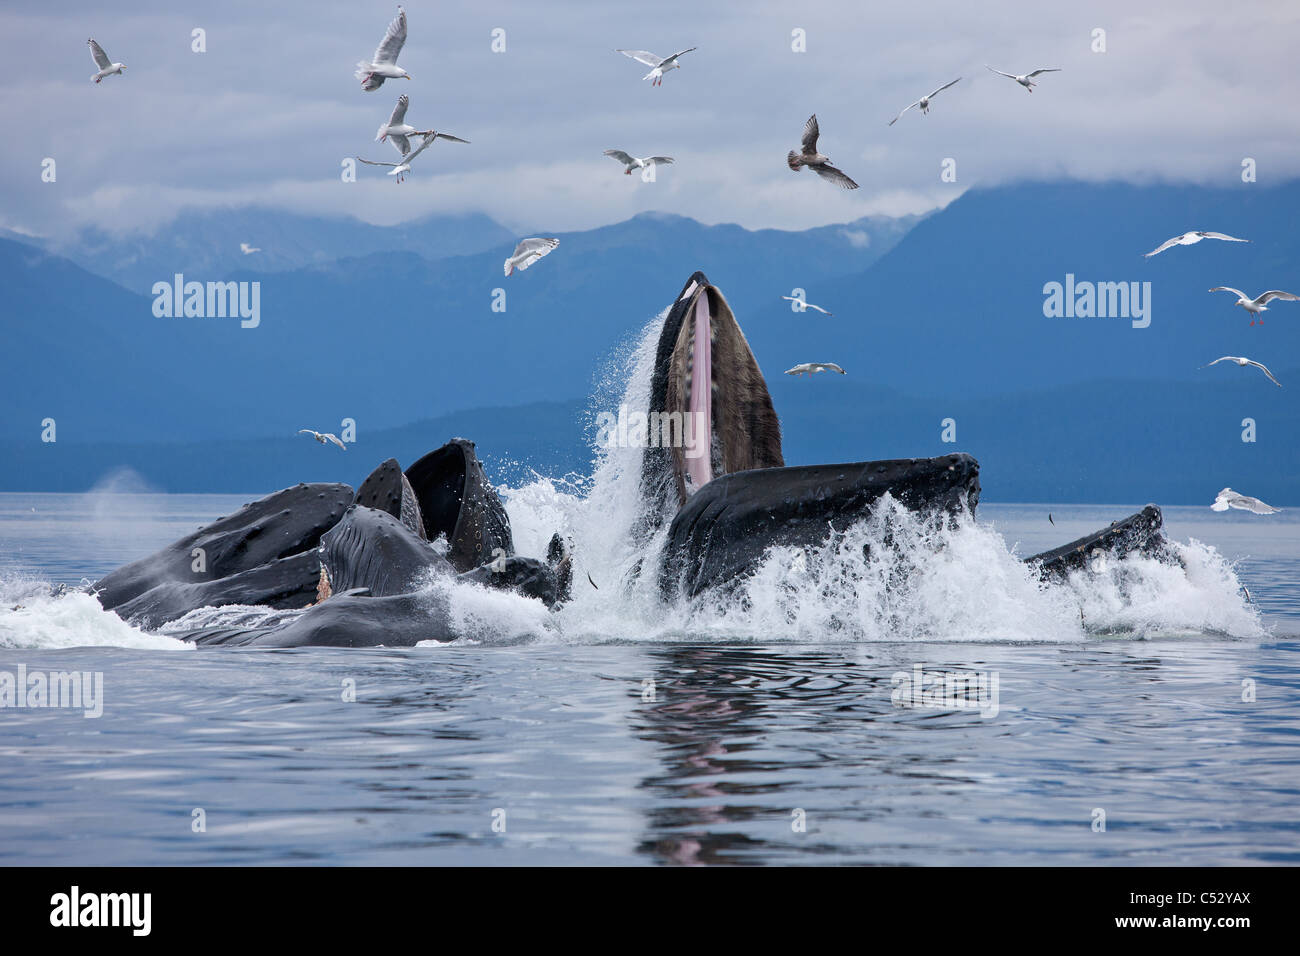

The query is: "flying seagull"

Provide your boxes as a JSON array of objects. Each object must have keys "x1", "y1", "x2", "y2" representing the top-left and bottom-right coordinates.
[
  {"x1": 985, "y1": 66, "x2": 1061, "y2": 91},
  {"x1": 615, "y1": 48, "x2": 696, "y2": 86},
  {"x1": 357, "y1": 128, "x2": 467, "y2": 183},
  {"x1": 375, "y1": 93, "x2": 421, "y2": 142},
  {"x1": 781, "y1": 295, "x2": 832, "y2": 315},
  {"x1": 1201, "y1": 355, "x2": 1282, "y2": 387},
  {"x1": 787, "y1": 115, "x2": 859, "y2": 190},
  {"x1": 88, "y1": 39, "x2": 124, "y2": 83},
  {"x1": 1211, "y1": 488, "x2": 1279, "y2": 515},
  {"x1": 889, "y1": 78, "x2": 961, "y2": 125},
  {"x1": 239, "y1": 243, "x2": 260, "y2": 254},
  {"x1": 1208, "y1": 286, "x2": 1300, "y2": 325},
  {"x1": 356, "y1": 6, "x2": 409, "y2": 90},
  {"x1": 504, "y1": 238, "x2": 559, "y2": 277},
  {"x1": 299, "y1": 429, "x2": 346, "y2": 450},
  {"x1": 604, "y1": 150, "x2": 674, "y2": 175},
  {"x1": 786, "y1": 362, "x2": 846, "y2": 377},
  {"x1": 1145, "y1": 231, "x2": 1250, "y2": 257}
]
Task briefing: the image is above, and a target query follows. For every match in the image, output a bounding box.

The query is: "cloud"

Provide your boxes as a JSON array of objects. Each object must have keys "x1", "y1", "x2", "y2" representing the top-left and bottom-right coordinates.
[{"x1": 2, "y1": 0, "x2": 1297, "y2": 237}]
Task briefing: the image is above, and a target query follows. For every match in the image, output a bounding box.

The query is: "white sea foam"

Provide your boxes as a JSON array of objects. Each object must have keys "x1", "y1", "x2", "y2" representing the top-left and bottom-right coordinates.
[{"x1": 0, "y1": 307, "x2": 1268, "y2": 649}]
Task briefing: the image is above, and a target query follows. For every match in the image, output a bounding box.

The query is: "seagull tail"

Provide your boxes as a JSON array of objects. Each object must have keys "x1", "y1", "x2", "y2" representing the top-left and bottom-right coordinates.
[
  {"x1": 503, "y1": 259, "x2": 513, "y2": 277},
  {"x1": 786, "y1": 151, "x2": 803, "y2": 172}
]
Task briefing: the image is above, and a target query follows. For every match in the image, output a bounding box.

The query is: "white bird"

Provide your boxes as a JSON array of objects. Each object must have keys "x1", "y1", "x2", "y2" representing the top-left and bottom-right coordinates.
[
  {"x1": 504, "y1": 238, "x2": 559, "y2": 277},
  {"x1": 375, "y1": 93, "x2": 420, "y2": 142},
  {"x1": 1200, "y1": 355, "x2": 1282, "y2": 387},
  {"x1": 299, "y1": 429, "x2": 346, "y2": 450},
  {"x1": 786, "y1": 362, "x2": 846, "y2": 377},
  {"x1": 604, "y1": 150, "x2": 674, "y2": 175},
  {"x1": 356, "y1": 6, "x2": 409, "y2": 91},
  {"x1": 985, "y1": 66, "x2": 1061, "y2": 92},
  {"x1": 787, "y1": 114, "x2": 859, "y2": 190},
  {"x1": 88, "y1": 39, "x2": 124, "y2": 84},
  {"x1": 1145, "y1": 231, "x2": 1250, "y2": 257},
  {"x1": 615, "y1": 48, "x2": 697, "y2": 86},
  {"x1": 1208, "y1": 286, "x2": 1300, "y2": 325},
  {"x1": 781, "y1": 295, "x2": 832, "y2": 315},
  {"x1": 357, "y1": 128, "x2": 468, "y2": 183},
  {"x1": 1211, "y1": 488, "x2": 1279, "y2": 515},
  {"x1": 889, "y1": 78, "x2": 961, "y2": 125},
  {"x1": 239, "y1": 243, "x2": 260, "y2": 255}
]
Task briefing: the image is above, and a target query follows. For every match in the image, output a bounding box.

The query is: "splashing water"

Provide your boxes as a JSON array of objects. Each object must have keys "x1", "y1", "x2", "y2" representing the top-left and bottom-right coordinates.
[{"x1": 0, "y1": 309, "x2": 1268, "y2": 649}]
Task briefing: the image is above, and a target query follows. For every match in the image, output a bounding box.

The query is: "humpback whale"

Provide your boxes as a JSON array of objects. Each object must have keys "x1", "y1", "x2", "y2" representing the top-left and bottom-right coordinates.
[{"x1": 90, "y1": 270, "x2": 1180, "y2": 646}]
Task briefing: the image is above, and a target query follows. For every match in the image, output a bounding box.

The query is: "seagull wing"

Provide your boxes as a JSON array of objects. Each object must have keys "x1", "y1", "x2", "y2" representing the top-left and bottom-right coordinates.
[
  {"x1": 928, "y1": 77, "x2": 962, "y2": 99},
  {"x1": 511, "y1": 238, "x2": 559, "y2": 271},
  {"x1": 985, "y1": 66, "x2": 1018, "y2": 80},
  {"x1": 1144, "y1": 235, "x2": 1182, "y2": 257},
  {"x1": 433, "y1": 132, "x2": 470, "y2": 144},
  {"x1": 1200, "y1": 356, "x2": 1235, "y2": 369},
  {"x1": 373, "y1": 6, "x2": 407, "y2": 65},
  {"x1": 1257, "y1": 290, "x2": 1300, "y2": 304},
  {"x1": 88, "y1": 39, "x2": 112, "y2": 70},
  {"x1": 1245, "y1": 360, "x2": 1283, "y2": 387},
  {"x1": 616, "y1": 50, "x2": 663, "y2": 67},
  {"x1": 1199, "y1": 231, "x2": 1248, "y2": 242},
  {"x1": 400, "y1": 132, "x2": 438, "y2": 163},
  {"x1": 298, "y1": 429, "x2": 320, "y2": 438},
  {"x1": 1209, "y1": 287, "x2": 1248, "y2": 299},
  {"x1": 326, "y1": 434, "x2": 347, "y2": 450},
  {"x1": 646, "y1": 156, "x2": 674, "y2": 166},
  {"x1": 812, "y1": 164, "x2": 859, "y2": 189},
  {"x1": 888, "y1": 102, "x2": 918, "y2": 126},
  {"x1": 357, "y1": 156, "x2": 399, "y2": 168},
  {"x1": 805, "y1": 303, "x2": 831, "y2": 315},
  {"x1": 386, "y1": 94, "x2": 409, "y2": 127},
  {"x1": 1025, "y1": 69, "x2": 1061, "y2": 77},
  {"x1": 388, "y1": 132, "x2": 411, "y2": 157},
  {"x1": 604, "y1": 149, "x2": 634, "y2": 165},
  {"x1": 823, "y1": 363, "x2": 847, "y2": 374},
  {"x1": 801, "y1": 114, "x2": 820, "y2": 152},
  {"x1": 659, "y1": 47, "x2": 697, "y2": 66}
]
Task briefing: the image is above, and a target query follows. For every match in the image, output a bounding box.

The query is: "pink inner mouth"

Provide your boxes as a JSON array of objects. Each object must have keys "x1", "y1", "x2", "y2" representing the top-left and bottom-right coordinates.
[{"x1": 685, "y1": 293, "x2": 712, "y2": 493}]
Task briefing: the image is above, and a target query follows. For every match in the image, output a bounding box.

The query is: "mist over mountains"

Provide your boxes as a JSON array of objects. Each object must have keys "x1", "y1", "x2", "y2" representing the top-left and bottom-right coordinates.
[{"x1": 2, "y1": 179, "x2": 1296, "y2": 504}]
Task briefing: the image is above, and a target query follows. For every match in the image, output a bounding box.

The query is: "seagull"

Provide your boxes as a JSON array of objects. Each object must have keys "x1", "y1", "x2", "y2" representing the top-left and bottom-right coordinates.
[
  {"x1": 787, "y1": 115, "x2": 859, "y2": 190},
  {"x1": 298, "y1": 429, "x2": 346, "y2": 450},
  {"x1": 603, "y1": 150, "x2": 674, "y2": 175},
  {"x1": 615, "y1": 48, "x2": 697, "y2": 86},
  {"x1": 1201, "y1": 355, "x2": 1282, "y2": 387},
  {"x1": 239, "y1": 243, "x2": 260, "y2": 255},
  {"x1": 357, "y1": 128, "x2": 467, "y2": 183},
  {"x1": 88, "y1": 39, "x2": 124, "y2": 83},
  {"x1": 889, "y1": 78, "x2": 961, "y2": 125},
  {"x1": 375, "y1": 93, "x2": 421, "y2": 142},
  {"x1": 1211, "y1": 488, "x2": 1279, "y2": 515},
  {"x1": 985, "y1": 66, "x2": 1061, "y2": 92},
  {"x1": 786, "y1": 362, "x2": 846, "y2": 377},
  {"x1": 356, "y1": 6, "x2": 409, "y2": 91},
  {"x1": 1145, "y1": 231, "x2": 1250, "y2": 257},
  {"x1": 1208, "y1": 287, "x2": 1300, "y2": 325},
  {"x1": 781, "y1": 295, "x2": 832, "y2": 315},
  {"x1": 504, "y1": 238, "x2": 559, "y2": 277}
]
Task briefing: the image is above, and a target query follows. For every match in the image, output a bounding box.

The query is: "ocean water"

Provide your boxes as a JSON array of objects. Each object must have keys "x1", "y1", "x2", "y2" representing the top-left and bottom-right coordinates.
[{"x1": 1, "y1": 318, "x2": 1296, "y2": 865}]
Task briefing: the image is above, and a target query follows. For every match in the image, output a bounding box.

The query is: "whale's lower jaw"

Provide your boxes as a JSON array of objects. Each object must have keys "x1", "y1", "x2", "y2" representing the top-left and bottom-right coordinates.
[
  {"x1": 659, "y1": 454, "x2": 982, "y2": 600},
  {"x1": 642, "y1": 271, "x2": 784, "y2": 522}
]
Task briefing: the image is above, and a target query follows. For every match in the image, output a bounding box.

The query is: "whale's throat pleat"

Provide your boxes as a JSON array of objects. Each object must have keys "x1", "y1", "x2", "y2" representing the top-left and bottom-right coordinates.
[{"x1": 665, "y1": 284, "x2": 783, "y2": 505}]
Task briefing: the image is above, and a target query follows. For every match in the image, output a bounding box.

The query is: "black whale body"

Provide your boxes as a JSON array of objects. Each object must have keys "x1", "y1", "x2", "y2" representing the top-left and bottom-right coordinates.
[{"x1": 89, "y1": 271, "x2": 1177, "y2": 646}]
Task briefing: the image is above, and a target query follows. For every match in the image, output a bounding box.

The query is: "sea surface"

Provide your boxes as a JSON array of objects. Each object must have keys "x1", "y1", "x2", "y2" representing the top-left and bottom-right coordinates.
[{"x1": 0, "y1": 491, "x2": 1296, "y2": 866}]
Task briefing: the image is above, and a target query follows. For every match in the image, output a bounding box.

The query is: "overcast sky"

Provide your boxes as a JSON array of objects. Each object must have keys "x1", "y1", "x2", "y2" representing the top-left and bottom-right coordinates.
[{"x1": 3, "y1": 0, "x2": 1297, "y2": 239}]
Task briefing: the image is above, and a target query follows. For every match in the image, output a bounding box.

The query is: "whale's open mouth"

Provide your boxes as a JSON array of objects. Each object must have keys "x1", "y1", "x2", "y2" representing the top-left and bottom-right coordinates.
[{"x1": 642, "y1": 271, "x2": 784, "y2": 516}]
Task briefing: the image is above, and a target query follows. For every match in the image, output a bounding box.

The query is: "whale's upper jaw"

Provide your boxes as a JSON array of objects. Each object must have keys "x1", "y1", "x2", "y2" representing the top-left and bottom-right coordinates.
[{"x1": 641, "y1": 273, "x2": 784, "y2": 517}]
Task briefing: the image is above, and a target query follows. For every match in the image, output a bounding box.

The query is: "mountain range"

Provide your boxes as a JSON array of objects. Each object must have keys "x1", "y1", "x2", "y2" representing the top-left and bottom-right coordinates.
[{"x1": 1, "y1": 180, "x2": 1296, "y2": 504}]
